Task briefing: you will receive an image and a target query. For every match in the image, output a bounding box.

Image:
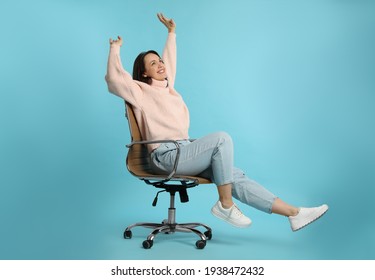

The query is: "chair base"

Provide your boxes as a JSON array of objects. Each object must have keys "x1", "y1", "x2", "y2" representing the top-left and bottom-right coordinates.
[
  {"x1": 124, "y1": 207, "x2": 212, "y2": 249},
  {"x1": 123, "y1": 181, "x2": 212, "y2": 249}
]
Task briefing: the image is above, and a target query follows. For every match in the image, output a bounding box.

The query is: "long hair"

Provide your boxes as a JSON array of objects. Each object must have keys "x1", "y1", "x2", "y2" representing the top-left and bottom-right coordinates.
[{"x1": 132, "y1": 50, "x2": 161, "y2": 85}]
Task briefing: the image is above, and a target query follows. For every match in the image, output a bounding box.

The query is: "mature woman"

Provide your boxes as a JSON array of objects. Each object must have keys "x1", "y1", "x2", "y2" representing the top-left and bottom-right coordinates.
[{"x1": 105, "y1": 13, "x2": 328, "y2": 231}]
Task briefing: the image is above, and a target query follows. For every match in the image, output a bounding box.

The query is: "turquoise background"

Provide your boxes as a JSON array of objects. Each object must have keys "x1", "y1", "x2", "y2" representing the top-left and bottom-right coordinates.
[{"x1": 1, "y1": 0, "x2": 374, "y2": 259}]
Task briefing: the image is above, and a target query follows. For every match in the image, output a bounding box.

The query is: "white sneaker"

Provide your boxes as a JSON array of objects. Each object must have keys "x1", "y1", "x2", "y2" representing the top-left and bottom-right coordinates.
[
  {"x1": 211, "y1": 201, "x2": 252, "y2": 228},
  {"x1": 289, "y1": 204, "x2": 329, "y2": 231}
]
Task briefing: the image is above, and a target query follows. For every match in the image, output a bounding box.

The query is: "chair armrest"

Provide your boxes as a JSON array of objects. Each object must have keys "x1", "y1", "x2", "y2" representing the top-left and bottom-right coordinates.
[{"x1": 126, "y1": 139, "x2": 181, "y2": 182}]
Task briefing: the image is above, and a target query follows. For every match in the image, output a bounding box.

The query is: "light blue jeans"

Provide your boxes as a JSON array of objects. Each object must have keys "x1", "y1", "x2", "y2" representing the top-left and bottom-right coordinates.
[{"x1": 150, "y1": 131, "x2": 277, "y2": 213}]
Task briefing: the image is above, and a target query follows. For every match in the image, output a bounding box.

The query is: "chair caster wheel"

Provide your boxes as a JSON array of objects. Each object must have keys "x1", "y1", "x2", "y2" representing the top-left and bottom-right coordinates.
[
  {"x1": 143, "y1": 240, "x2": 153, "y2": 249},
  {"x1": 204, "y1": 230, "x2": 212, "y2": 240},
  {"x1": 124, "y1": 230, "x2": 132, "y2": 239},
  {"x1": 196, "y1": 240, "x2": 206, "y2": 249}
]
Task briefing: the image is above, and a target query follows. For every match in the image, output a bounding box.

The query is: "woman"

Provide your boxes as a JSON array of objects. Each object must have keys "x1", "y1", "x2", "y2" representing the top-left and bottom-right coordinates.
[{"x1": 105, "y1": 13, "x2": 328, "y2": 231}]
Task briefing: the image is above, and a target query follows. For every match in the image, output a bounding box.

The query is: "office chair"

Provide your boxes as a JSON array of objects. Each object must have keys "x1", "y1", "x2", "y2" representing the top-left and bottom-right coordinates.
[{"x1": 123, "y1": 102, "x2": 213, "y2": 249}]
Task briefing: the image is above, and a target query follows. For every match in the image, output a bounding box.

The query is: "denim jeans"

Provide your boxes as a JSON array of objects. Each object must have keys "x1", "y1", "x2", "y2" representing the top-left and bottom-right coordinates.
[{"x1": 150, "y1": 131, "x2": 277, "y2": 213}]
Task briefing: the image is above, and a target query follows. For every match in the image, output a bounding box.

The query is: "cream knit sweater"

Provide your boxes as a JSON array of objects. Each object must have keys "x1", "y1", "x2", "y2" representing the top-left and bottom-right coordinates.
[{"x1": 105, "y1": 33, "x2": 190, "y2": 151}]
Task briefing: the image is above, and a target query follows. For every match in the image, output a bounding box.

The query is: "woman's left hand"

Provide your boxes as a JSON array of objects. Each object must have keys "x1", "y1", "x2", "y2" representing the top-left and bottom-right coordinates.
[{"x1": 157, "y1": 13, "x2": 176, "y2": 33}]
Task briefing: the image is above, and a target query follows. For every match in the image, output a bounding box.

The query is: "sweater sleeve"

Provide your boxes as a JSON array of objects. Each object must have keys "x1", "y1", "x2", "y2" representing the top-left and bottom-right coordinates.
[
  {"x1": 162, "y1": 33, "x2": 177, "y2": 89},
  {"x1": 105, "y1": 44, "x2": 143, "y2": 107}
]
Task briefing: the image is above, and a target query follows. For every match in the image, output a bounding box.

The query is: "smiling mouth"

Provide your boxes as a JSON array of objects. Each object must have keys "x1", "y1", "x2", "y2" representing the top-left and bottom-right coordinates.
[{"x1": 157, "y1": 69, "x2": 165, "y2": 74}]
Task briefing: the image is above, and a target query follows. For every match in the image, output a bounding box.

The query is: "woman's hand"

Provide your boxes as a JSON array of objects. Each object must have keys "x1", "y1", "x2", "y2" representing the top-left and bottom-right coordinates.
[
  {"x1": 157, "y1": 13, "x2": 176, "y2": 33},
  {"x1": 109, "y1": 35, "x2": 123, "y2": 47}
]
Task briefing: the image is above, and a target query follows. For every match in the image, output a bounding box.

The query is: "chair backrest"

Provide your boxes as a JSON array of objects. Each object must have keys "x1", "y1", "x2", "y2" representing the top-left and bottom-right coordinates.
[{"x1": 125, "y1": 102, "x2": 153, "y2": 177}]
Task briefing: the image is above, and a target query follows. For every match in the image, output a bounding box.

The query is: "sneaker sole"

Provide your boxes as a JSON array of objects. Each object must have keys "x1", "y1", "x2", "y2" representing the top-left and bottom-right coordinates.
[
  {"x1": 211, "y1": 208, "x2": 252, "y2": 228},
  {"x1": 292, "y1": 206, "x2": 329, "y2": 232}
]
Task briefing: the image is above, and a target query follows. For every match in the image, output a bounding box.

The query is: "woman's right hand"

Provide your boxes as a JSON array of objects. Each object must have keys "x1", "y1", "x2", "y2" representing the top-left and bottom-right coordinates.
[{"x1": 109, "y1": 35, "x2": 123, "y2": 47}]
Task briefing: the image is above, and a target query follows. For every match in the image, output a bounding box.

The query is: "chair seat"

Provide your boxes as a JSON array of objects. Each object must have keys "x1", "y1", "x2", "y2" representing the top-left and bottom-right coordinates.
[{"x1": 129, "y1": 170, "x2": 212, "y2": 185}]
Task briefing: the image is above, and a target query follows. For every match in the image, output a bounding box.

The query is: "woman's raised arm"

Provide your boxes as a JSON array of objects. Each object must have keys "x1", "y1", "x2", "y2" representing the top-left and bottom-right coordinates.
[
  {"x1": 157, "y1": 13, "x2": 177, "y2": 88},
  {"x1": 105, "y1": 35, "x2": 143, "y2": 106}
]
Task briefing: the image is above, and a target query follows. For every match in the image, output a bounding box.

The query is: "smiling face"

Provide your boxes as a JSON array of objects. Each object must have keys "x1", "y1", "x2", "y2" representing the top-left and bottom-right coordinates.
[{"x1": 143, "y1": 53, "x2": 167, "y2": 81}]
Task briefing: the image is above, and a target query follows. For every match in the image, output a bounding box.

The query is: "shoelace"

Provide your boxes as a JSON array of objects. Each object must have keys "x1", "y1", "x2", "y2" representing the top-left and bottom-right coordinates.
[{"x1": 231, "y1": 204, "x2": 245, "y2": 217}]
